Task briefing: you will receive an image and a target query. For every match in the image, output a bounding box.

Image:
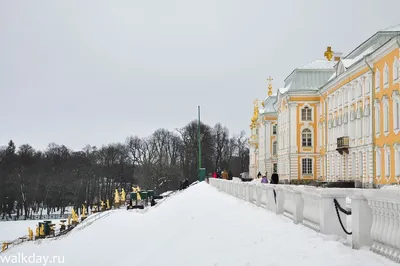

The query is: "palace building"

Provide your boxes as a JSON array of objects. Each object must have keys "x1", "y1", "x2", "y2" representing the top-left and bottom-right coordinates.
[{"x1": 249, "y1": 25, "x2": 400, "y2": 187}]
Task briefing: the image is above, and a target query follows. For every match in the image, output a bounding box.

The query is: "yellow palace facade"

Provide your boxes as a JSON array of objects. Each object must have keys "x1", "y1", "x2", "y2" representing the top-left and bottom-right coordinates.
[{"x1": 249, "y1": 25, "x2": 400, "y2": 187}]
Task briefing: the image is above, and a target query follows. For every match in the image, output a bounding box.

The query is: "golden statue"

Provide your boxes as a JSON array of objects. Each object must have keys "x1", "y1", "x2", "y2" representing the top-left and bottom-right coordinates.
[
  {"x1": 324, "y1": 46, "x2": 333, "y2": 61},
  {"x1": 35, "y1": 225, "x2": 39, "y2": 238},
  {"x1": 82, "y1": 204, "x2": 87, "y2": 218},
  {"x1": 71, "y1": 209, "x2": 78, "y2": 223},
  {"x1": 121, "y1": 188, "x2": 126, "y2": 201},
  {"x1": 28, "y1": 227, "x2": 33, "y2": 240},
  {"x1": 267, "y1": 76, "x2": 273, "y2": 96},
  {"x1": 114, "y1": 189, "x2": 120, "y2": 203},
  {"x1": 67, "y1": 215, "x2": 71, "y2": 226},
  {"x1": 101, "y1": 200, "x2": 105, "y2": 211},
  {"x1": 106, "y1": 199, "x2": 110, "y2": 210},
  {"x1": 1, "y1": 243, "x2": 8, "y2": 252},
  {"x1": 39, "y1": 224, "x2": 44, "y2": 236},
  {"x1": 135, "y1": 186, "x2": 142, "y2": 201}
]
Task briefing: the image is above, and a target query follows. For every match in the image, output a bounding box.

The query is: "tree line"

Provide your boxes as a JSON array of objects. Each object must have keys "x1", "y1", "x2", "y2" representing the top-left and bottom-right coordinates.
[{"x1": 0, "y1": 120, "x2": 249, "y2": 219}]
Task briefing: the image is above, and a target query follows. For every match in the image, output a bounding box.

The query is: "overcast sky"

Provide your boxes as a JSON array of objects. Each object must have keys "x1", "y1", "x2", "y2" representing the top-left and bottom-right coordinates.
[{"x1": 1, "y1": 0, "x2": 399, "y2": 151}]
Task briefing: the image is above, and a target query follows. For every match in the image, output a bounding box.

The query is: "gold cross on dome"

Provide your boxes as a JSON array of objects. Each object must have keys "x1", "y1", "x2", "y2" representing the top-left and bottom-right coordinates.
[{"x1": 267, "y1": 76, "x2": 273, "y2": 83}]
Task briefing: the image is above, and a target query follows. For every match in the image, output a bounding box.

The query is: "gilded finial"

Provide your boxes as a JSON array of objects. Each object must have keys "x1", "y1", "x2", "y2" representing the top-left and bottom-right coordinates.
[
  {"x1": 324, "y1": 46, "x2": 333, "y2": 61},
  {"x1": 267, "y1": 76, "x2": 273, "y2": 96}
]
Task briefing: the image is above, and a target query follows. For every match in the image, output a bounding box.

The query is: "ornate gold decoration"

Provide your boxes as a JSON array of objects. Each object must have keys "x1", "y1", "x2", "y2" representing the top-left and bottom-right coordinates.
[
  {"x1": 267, "y1": 76, "x2": 273, "y2": 96},
  {"x1": 250, "y1": 99, "x2": 259, "y2": 129},
  {"x1": 324, "y1": 46, "x2": 333, "y2": 61}
]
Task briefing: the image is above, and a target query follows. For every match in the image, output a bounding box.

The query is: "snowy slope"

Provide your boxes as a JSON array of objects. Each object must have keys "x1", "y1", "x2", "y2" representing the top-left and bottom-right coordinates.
[{"x1": 0, "y1": 182, "x2": 396, "y2": 266}]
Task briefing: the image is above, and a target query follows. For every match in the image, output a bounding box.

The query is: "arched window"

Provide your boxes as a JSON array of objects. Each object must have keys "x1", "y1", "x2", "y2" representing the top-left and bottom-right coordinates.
[
  {"x1": 302, "y1": 128, "x2": 312, "y2": 147},
  {"x1": 385, "y1": 148, "x2": 391, "y2": 177},
  {"x1": 384, "y1": 64, "x2": 389, "y2": 87},
  {"x1": 366, "y1": 78, "x2": 371, "y2": 94},
  {"x1": 358, "y1": 81, "x2": 363, "y2": 97},
  {"x1": 393, "y1": 57, "x2": 399, "y2": 81},
  {"x1": 376, "y1": 149, "x2": 381, "y2": 177},
  {"x1": 272, "y1": 141, "x2": 277, "y2": 155},
  {"x1": 376, "y1": 68, "x2": 380, "y2": 91}
]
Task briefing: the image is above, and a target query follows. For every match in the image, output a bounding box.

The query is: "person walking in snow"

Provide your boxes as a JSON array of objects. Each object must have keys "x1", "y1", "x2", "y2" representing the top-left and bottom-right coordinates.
[
  {"x1": 228, "y1": 170, "x2": 233, "y2": 180},
  {"x1": 261, "y1": 175, "x2": 268, "y2": 183},
  {"x1": 222, "y1": 169, "x2": 229, "y2": 180}
]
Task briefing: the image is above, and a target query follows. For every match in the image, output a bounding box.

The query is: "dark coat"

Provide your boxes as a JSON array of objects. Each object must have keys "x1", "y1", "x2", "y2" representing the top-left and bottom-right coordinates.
[{"x1": 271, "y1": 173, "x2": 279, "y2": 184}]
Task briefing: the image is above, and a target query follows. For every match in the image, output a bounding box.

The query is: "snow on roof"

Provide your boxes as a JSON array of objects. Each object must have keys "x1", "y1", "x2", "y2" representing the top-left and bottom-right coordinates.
[
  {"x1": 261, "y1": 95, "x2": 277, "y2": 113},
  {"x1": 381, "y1": 24, "x2": 400, "y2": 32},
  {"x1": 297, "y1": 59, "x2": 336, "y2": 70},
  {"x1": 342, "y1": 59, "x2": 357, "y2": 69},
  {"x1": 328, "y1": 72, "x2": 336, "y2": 82},
  {"x1": 278, "y1": 87, "x2": 289, "y2": 94}
]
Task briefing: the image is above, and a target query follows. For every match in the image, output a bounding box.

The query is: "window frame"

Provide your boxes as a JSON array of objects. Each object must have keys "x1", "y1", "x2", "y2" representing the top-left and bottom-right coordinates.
[
  {"x1": 302, "y1": 158, "x2": 313, "y2": 175},
  {"x1": 301, "y1": 106, "x2": 312, "y2": 121},
  {"x1": 301, "y1": 128, "x2": 312, "y2": 147}
]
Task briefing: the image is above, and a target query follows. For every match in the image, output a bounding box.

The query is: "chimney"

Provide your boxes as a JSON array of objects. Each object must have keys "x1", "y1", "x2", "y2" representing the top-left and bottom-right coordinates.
[{"x1": 334, "y1": 52, "x2": 343, "y2": 61}]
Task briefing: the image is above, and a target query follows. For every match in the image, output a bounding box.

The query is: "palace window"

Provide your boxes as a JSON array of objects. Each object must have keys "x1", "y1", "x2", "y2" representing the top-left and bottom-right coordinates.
[
  {"x1": 302, "y1": 128, "x2": 312, "y2": 147},
  {"x1": 359, "y1": 151, "x2": 363, "y2": 177},
  {"x1": 358, "y1": 81, "x2": 363, "y2": 97},
  {"x1": 383, "y1": 100, "x2": 389, "y2": 133},
  {"x1": 272, "y1": 141, "x2": 277, "y2": 155},
  {"x1": 376, "y1": 149, "x2": 381, "y2": 177},
  {"x1": 375, "y1": 105, "x2": 381, "y2": 135},
  {"x1": 302, "y1": 158, "x2": 313, "y2": 175},
  {"x1": 394, "y1": 96, "x2": 400, "y2": 130},
  {"x1": 393, "y1": 57, "x2": 399, "y2": 81},
  {"x1": 273, "y1": 163, "x2": 277, "y2": 173},
  {"x1": 396, "y1": 147, "x2": 400, "y2": 177},
  {"x1": 365, "y1": 116, "x2": 370, "y2": 136},
  {"x1": 376, "y1": 68, "x2": 380, "y2": 91},
  {"x1": 301, "y1": 107, "x2": 312, "y2": 121},
  {"x1": 366, "y1": 78, "x2": 371, "y2": 94},
  {"x1": 384, "y1": 64, "x2": 389, "y2": 88},
  {"x1": 272, "y1": 124, "x2": 277, "y2": 135},
  {"x1": 385, "y1": 148, "x2": 391, "y2": 177}
]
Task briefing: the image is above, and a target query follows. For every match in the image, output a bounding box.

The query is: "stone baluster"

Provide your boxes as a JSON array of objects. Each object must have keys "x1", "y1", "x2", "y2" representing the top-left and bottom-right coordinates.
[
  {"x1": 293, "y1": 188, "x2": 304, "y2": 224},
  {"x1": 275, "y1": 187, "x2": 284, "y2": 215},
  {"x1": 256, "y1": 185, "x2": 262, "y2": 207},
  {"x1": 369, "y1": 200, "x2": 378, "y2": 252},
  {"x1": 350, "y1": 194, "x2": 372, "y2": 249},
  {"x1": 395, "y1": 203, "x2": 400, "y2": 261}
]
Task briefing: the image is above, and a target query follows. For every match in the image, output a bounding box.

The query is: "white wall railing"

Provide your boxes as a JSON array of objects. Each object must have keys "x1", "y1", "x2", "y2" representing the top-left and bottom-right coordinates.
[{"x1": 208, "y1": 178, "x2": 400, "y2": 263}]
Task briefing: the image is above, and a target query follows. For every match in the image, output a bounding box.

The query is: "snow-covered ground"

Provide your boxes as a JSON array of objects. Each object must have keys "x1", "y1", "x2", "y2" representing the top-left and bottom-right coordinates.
[{"x1": 0, "y1": 182, "x2": 396, "y2": 266}]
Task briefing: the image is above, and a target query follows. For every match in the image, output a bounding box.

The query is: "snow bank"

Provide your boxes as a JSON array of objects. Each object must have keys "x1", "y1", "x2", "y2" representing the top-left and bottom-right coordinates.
[
  {"x1": 0, "y1": 182, "x2": 396, "y2": 266},
  {"x1": 380, "y1": 184, "x2": 400, "y2": 190}
]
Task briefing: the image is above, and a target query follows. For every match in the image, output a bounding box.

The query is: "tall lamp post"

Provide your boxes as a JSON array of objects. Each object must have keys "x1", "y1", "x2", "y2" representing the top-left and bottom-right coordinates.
[
  {"x1": 198, "y1": 106, "x2": 205, "y2": 181},
  {"x1": 198, "y1": 106, "x2": 201, "y2": 168}
]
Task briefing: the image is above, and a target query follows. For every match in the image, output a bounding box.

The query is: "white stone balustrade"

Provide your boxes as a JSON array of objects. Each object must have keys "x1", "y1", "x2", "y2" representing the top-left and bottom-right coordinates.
[{"x1": 208, "y1": 178, "x2": 400, "y2": 263}]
